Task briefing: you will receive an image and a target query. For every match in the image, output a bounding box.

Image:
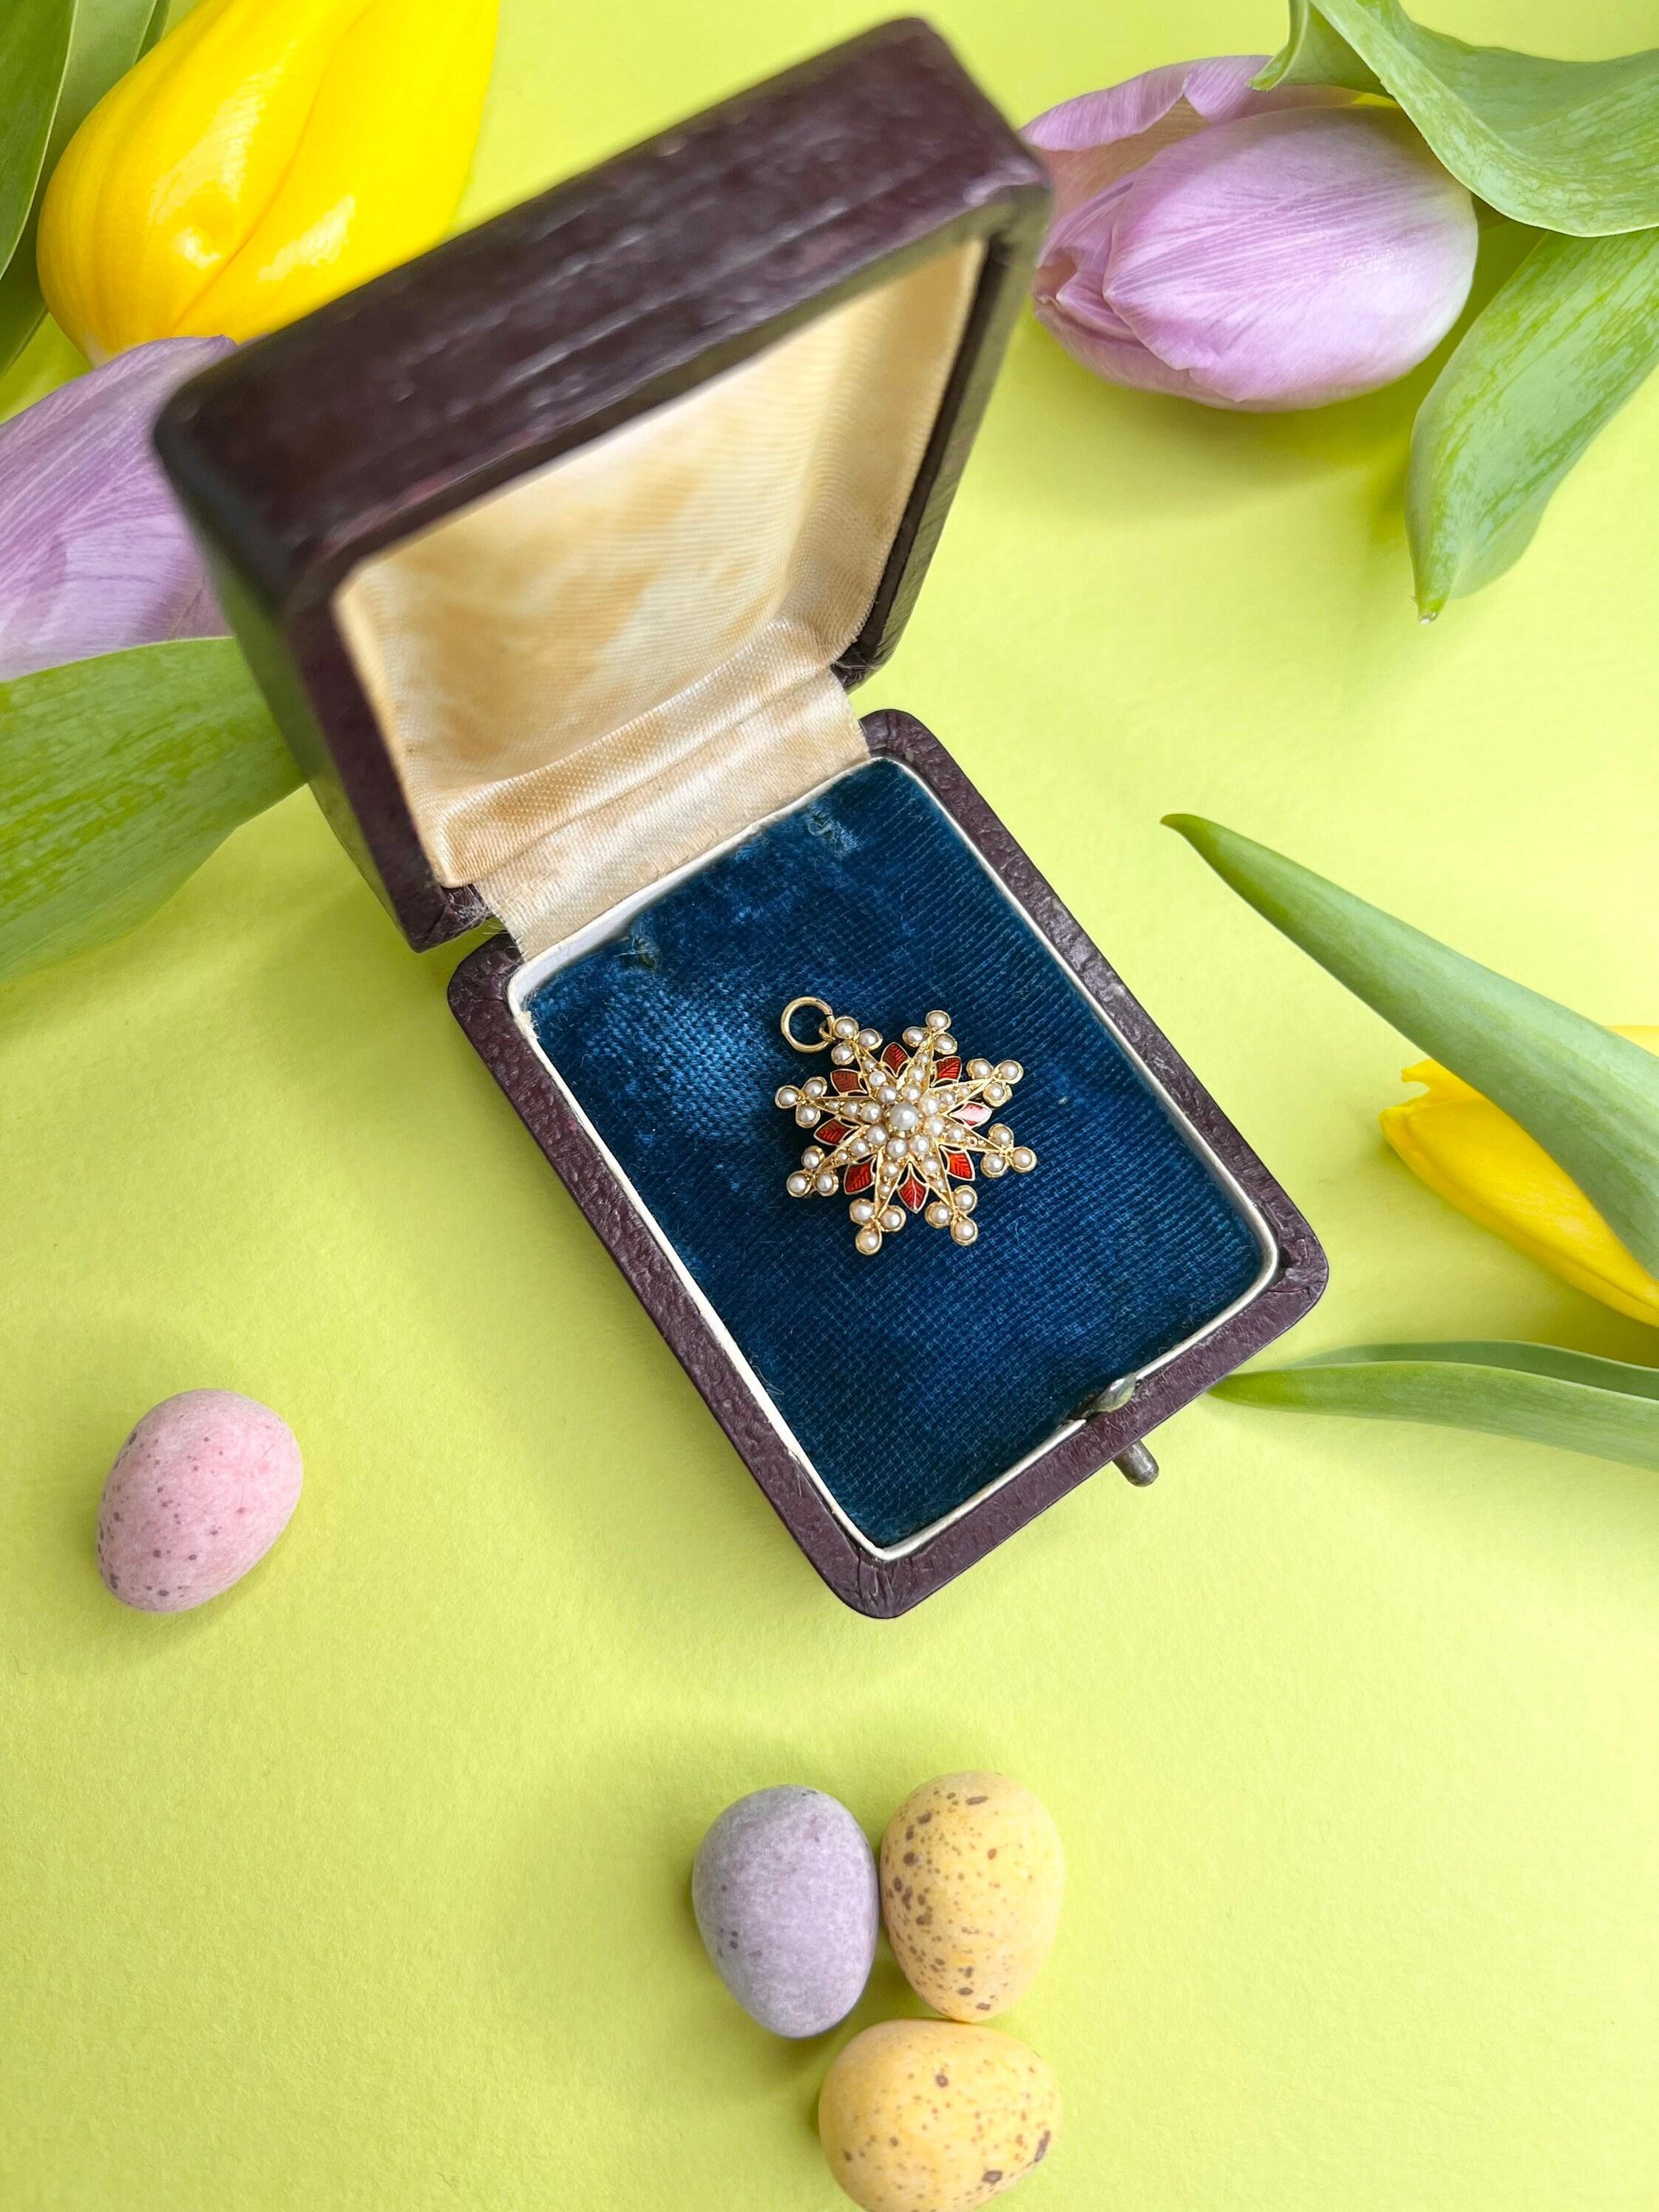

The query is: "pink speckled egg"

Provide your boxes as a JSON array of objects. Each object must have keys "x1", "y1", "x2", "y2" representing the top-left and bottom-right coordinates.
[{"x1": 97, "y1": 1391, "x2": 302, "y2": 1612}]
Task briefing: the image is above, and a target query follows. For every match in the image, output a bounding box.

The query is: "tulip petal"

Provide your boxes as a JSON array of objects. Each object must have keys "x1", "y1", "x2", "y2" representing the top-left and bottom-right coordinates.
[
  {"x1": 1260, "y1": 0, "x2": 1659, "y2": 236},
  {"x1": 0, "y1": 637, "x2": 298, "y2": 989},
  {"x1": 1164, "y1": 813, "x2": 1659, "y2": 1282},
  {"x1": 1213, "y1": 1341, "x2": 1659, "y2": 1473},
  {"x1": 1025, "y1": 55, "x2": 1351, "y2": 220},
  {"x1": 38, "y1": 0, "x2": 498, "y2": 359},
  {"x1": 1382, "y1": 1040, "x2": 1659, "y2": 1327},
  {"x1": 1093, "y1": 107, "x2": 1476, "y2": 410},
  {"x1": 1034, "y1": 271, "x2": 1227, "y2": 404},
  {"x1": 0, "y1": 0, "x2": 169, "y2": 377},
  {"x1": 169, "y1": 0, "x2": 498, "y2": 344},
  {"x1": 1037, "y1": 168, "x2": 1289, "y2": 404},
  {"x1": 0, "y1": 338, "x2": 231, "y2": 682}
]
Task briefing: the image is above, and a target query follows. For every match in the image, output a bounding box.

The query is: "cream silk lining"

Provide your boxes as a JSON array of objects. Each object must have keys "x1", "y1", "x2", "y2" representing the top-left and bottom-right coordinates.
[{"x1": 333, "y1": 244, "x2": 983, "y2": 954}]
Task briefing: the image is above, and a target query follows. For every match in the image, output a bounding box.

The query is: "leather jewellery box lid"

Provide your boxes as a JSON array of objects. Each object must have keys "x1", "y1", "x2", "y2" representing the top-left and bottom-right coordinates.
[{"x1": 157, "y1": 18, "x2": 1327, "y2": 1618}]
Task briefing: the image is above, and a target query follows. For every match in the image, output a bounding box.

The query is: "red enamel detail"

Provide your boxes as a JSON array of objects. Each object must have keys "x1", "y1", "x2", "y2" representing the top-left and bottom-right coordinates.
[
  {"x1": 882, "y1": 1042, "x2": 909, "y2": 1072},
  {"x1": 815, "y1": 1120, "x2": 850, "y2": 1146},
  {"x1": 944, "y1": 1150, "x2": 974, "y2": 1180},
  {"x1": 844, "y1": 1159, "x2": 874, "y2": 1195},
  {"x1": 955, "y1": 1101, "x2": 991, "y2": 1127},
  {"x1": 898, "y1": 1173, "x2": 929, "y2": 1212},
  {"x1": 933, "y1": 1057, "x2": 961, "y2": 1082},
  {"x1": 830, "y1": 1068, "x2": 864, "y2": 1094}
]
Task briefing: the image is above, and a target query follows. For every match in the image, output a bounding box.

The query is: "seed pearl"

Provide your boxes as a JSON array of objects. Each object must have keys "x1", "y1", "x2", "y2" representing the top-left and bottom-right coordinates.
[
  {"x1": 775, "y1": 1085, "x2": 800, "y2": 1108},
  {"x1": 923, "y1": 1115, "x2": 944, "y2": 1136},
  {"x1": 832, "y1": 1015, "x2": 858, "y2": 1039},
  {"x1": 868, "y1": 1123, "x2": 888, "y2": 1144},
  {"x1": 847, "y1": 1137, "x2": 869, "y2": 1160},
  {"x1": 786, "y1": 1172, "x2": 811, "y2": 1196},
  {"x1": 857, "y1": 1028, "x2": 881, "y2": 1049},
  {"x1": 880, "y1": 1207, "x2": 906, "y2": 1232},
  {"x1": 815, "y1": 1169, "x2": 838, "y2": 1195},
  {"x1": 926, "y1": 1201, "x2": 951, "y2": 1228},
  {"x1": 909, "y1": 1133, "x2": 929, "y2": 1156},
  {"x1": 950, "y1": 1216, "x2": 979, "y2": 1245},
  {"x1": 954, "y1": 1187, "x2": 977, "y2": 1213},
  {"x1": 903, "y1": 1025, "x2": 926, "y2": 1047},
  {"x1": 879, "y1": 1084, "x2": 898, "y2": 1104},
  {"x1": 886, "y1": 1137, "x2": 908, "y2": 1158},
  {"x1": 1011, "y1": 1146, "x2": 1037, "y2": 1173},
  {"x1": 795, "y1": 1105, "x2": 821, "y2": 1127},
  {"x1": 934, "y1": 1034, "x2": 957, "y2": 1054},
  {"x1": 861, "y1": 1102, "x2": 882, "y2": 1123},
  {"x1": 855, "y1": 1226, "x2": 883, "y2": 1255},
  {"x1": 987, "y1": 1124, "x2": 1014, "y2": 1147},
  {"x1": 997, "y1": 1060, "x2": 1023, "y2": 1083},
  {"x1": 983, "y1": 1082, "x2": 1010, "y2": 1106},
  {"x1": 981, "y1": 1152, "x2": 1007, "y2": 1177},
  {"x1": 901, "y1": 1083, "x2": 921, "y2": 1102},
  {"x1": 801, "y1": 1146, "x2": 824, "y2": 1168},
  {"x1": 803, "y1": 1076, "x2": 827, "y2": 1098},
  {"x1": 830, "y1": 1042, "x2": 855, "y2": 1065},
  {"x1": 849, "y1": 1199, "x2": 875, "y2": 1224},
  {"x1": 926, "y1": 1009, "x2": 950, "y2": 1030},
  {"x1": 889, "y1": 1105, "x2": 919, "y2": 1133},
  {"x1": 968, "y1": 1058, "x2": 992, "y2": 1080}
]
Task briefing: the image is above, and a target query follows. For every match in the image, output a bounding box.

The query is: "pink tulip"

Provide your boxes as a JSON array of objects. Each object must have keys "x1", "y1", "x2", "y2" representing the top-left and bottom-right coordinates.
[
  {"x1": 0, "y1": 338, "x2": 231, "y2": 682},
  {"x1": 1025, "y1": 57, "x2": 1478, "y2": 411}
]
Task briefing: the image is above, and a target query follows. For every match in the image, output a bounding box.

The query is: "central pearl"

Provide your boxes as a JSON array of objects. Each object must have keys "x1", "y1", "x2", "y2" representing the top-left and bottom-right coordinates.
[{"x1": 889, "y1": 1104, "x2": 920, "y2": 1133}]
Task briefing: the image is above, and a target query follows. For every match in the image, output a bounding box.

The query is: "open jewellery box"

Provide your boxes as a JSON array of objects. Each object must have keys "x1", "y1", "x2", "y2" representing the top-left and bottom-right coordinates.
[{"x1": 157, "y1": 18, "x2": 1326, "y2": 1618}]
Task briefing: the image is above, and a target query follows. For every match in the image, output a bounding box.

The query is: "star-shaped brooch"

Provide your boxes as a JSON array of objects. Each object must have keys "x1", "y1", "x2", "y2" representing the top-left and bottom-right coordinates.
[{"x1": 775, "y1": 1000, "x2": 1036, "y2": 1253}]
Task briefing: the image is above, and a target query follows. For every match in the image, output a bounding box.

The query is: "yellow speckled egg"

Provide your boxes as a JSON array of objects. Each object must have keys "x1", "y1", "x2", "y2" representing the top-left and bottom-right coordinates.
[
  {"x1": 819, "y1": 2019, "x2": 1059, "y2": 2212},
  {"x1": 881, "y1": 1773, "x2": 1063, "y2": 2021}
]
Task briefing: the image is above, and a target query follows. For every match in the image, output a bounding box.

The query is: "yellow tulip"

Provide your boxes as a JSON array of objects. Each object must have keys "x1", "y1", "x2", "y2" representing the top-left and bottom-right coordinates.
[
  {"x1": 38, "y1": 0, "x2": 497, "y2": 361},
  {"x1": 1381, "y1": 1026, "x2": 1659, "y2": 1326}
]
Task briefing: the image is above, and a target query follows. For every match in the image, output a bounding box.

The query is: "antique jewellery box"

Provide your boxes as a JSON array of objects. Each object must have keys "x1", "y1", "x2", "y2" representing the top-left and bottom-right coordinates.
[{"x1": 157, "y1": 20, "x2": 1326, "y2": 1617}]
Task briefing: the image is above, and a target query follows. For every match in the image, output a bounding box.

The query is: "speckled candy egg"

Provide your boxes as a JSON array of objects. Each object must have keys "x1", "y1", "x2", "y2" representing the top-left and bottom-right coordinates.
[
  {"x1": 881, "y1": 1773, "x2": 1064, "y2": 2021},
  {"x1": 97, "y1": 1390, "x2": 302, "y2": 1612},
  {"x1": 819, "y1": 2019, "x2": 1060, "y2": 2212},
  {"x1": 692, "y1": 1785, "x2": 878, "y2": 2037}
]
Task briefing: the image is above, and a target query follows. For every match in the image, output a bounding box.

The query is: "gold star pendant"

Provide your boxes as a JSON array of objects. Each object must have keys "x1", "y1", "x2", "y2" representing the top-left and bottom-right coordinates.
[{"x1": 775, "y1": 997, "x2": 1036, "y2": 1254}]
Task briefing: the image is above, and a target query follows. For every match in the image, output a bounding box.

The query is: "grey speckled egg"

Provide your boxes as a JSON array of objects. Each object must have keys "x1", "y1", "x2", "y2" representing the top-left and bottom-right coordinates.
[{"x1": 693, "y1": 1786, "x2": 878, "y2": 2037}]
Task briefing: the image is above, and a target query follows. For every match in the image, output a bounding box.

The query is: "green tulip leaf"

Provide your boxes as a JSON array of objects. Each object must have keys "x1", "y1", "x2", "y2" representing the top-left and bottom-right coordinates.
[
  {"x1": 1164, "y1": 814, "x2": 1659, "y2": 1280},
  {"x1": 1260, "y1": 0, "x2": 1659, "y2": 235},
  {"x1": 0, "y1": 0, "x2": 75, "y2": 275},
  {"x1": 0, "y1": 638, "x2": 301, "y2": 990},
  {"x1": 1213, "y1": 1340, "x2": 1659, "y2": 1473},
  {"x1": 1408, "y1": 227, "x2": 1659, "y2": 613},
  {"x1": 59, "y1": 0, "x2": 169, "y2": 129},
  {"x1": 0, "y1": 0, "x2": 170, "y2": 380},
  {"x1": 0, "y1": 241, "x2": 52, "y2": 388},
  {"x1": 1262, "y1": 0, "x2": 1384, "y2": 98}
]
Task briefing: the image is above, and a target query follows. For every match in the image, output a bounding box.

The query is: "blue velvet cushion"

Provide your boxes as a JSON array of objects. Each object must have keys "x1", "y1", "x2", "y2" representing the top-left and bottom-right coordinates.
[{"x1": 526, "y1": 758, "x2": 1262, "y2": 1547}]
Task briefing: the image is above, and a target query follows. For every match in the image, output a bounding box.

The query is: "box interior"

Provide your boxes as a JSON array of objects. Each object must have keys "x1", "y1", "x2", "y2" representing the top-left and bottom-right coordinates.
[
  {"x1": 518, "y1": 758, "x2": 1271, "y2": 1553},
  {"x1": 335, "y1": 244, "x2": 982, "y2": 956}
]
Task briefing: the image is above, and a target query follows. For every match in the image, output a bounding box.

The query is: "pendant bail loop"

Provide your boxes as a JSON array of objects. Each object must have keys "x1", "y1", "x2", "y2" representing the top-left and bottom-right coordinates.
[{"x1": 781, "y1": 996, "x2": 836, "y2": 1053}]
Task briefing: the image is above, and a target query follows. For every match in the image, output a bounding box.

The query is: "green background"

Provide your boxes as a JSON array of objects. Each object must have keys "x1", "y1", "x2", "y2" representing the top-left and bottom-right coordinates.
[{"x1": 3, "y1": 1, "x2": 1657, "y2": 2205}]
